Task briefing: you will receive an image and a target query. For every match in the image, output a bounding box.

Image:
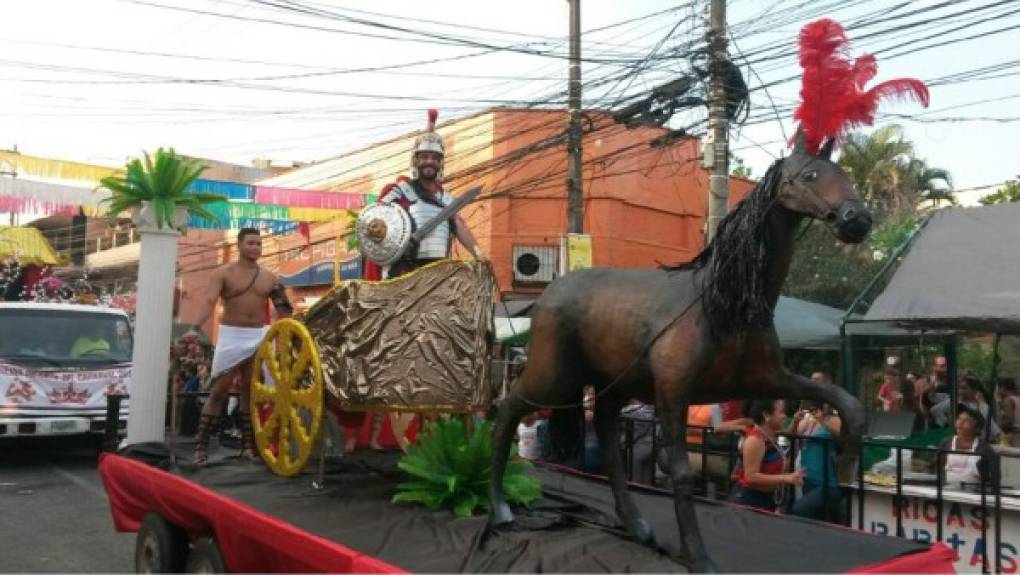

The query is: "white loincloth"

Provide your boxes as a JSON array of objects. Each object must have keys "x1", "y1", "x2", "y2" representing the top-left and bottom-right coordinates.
[{"x1": 211, "y1": 325, "x2": 269, "y2": 379}]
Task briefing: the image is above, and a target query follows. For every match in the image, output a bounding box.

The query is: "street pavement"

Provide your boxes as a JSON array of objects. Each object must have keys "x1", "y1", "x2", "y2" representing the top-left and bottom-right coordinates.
[{"x1": 0, "y1": 436, "x2": 134, "y2": 573}]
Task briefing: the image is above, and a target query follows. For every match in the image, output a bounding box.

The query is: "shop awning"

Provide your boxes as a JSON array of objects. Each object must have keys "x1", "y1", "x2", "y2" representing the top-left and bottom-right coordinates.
[
  {"x1": 0, "y1": 226, "x2": 68, "y2": 266},
  {"x1": 862, "y1": 203, "x2": 1020, "y2": 334}
]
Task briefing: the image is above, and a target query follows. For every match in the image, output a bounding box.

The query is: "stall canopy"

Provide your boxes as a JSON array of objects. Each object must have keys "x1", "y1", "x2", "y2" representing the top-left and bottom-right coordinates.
[
  {"x1": 862, "y1": 203, "x2": 1020, "y2": 334},
  {"x1": 493, "y1": 295, "x2": 853, "y2": 350},
  {"x1": 0, "y1": 226, "x2": 67, "y2": 265},
  {"x1": 774, "y1": 296, "x2": 845, "y2": 350}
]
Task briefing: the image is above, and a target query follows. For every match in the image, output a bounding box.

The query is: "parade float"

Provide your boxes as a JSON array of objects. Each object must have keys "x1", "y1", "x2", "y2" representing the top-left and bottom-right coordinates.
[{"x1": 97, "y1": 19, "x2": 957, "y2": 573}]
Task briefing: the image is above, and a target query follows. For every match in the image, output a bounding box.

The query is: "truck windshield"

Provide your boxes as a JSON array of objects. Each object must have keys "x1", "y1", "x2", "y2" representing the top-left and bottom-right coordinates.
[{"x1": 0, "y1": 309, "x2": 133, "y2": 366}]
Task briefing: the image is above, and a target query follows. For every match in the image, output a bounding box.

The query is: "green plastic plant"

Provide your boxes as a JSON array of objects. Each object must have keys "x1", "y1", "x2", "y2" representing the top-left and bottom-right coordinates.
[
  {"x1": 99, "y1": 148, "x2": 222, "y2": 229},
  {"x1": 392, "y1": 417, "x2": 542, "y2": 517}
]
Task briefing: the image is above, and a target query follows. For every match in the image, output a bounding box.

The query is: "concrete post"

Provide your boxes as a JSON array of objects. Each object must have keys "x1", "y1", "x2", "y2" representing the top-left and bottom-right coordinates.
[{"x1": 125, "y1": 219, "x2": 179, "y2": 445}]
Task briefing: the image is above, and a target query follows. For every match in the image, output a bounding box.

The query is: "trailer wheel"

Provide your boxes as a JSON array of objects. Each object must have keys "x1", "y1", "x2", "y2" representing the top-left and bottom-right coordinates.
[
  {"x1": 186, "y1": 537, "x2": 227, "y2": 573},
  {"x1": 134, "y1": 512, "x2": 187, "y2": 573}
]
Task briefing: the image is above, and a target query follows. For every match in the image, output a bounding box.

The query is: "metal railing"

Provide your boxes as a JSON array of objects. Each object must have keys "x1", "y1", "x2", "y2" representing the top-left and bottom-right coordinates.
[
  {"x1": 852, "y1": 439, "x2": 1014, "y2": 574},
  {"x1": 616, "y1": 412, "x2": 1014, "y2": 573}
]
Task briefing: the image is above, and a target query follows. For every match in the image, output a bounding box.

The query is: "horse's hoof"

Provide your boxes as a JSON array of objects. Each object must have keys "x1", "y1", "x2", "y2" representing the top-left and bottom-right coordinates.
[
  {"x1": 629, "y1": 518, "x2": 654, "y2": 545},
  {"x1": 489, "y1": 502, "x2": 515, "y2": 527}
]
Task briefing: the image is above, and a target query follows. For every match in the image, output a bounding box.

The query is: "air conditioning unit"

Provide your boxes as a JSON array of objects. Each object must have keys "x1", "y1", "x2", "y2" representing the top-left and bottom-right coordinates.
[{"x1": 512, "y1": 245, "x2": 558, "y2": 284}]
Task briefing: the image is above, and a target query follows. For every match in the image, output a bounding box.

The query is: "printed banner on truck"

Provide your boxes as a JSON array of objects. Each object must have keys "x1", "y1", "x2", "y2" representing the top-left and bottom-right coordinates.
[{"x1": 0, "y1": 362, "x2": 130, "y2": 408}]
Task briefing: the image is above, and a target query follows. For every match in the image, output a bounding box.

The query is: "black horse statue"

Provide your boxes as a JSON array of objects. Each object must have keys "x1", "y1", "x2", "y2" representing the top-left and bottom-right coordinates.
[{"x1": 489, "y1": 130, "x2": 872, "y2": 571}]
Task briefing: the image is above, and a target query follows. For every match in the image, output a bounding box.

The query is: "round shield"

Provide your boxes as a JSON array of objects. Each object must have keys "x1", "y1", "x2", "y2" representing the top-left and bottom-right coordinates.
[{"x1": 356, "y1": 203, "x2": 412, "y2": 266}]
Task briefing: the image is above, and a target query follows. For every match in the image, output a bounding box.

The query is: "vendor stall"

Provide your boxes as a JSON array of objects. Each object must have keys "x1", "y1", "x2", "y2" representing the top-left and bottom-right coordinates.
[{"x1": 842, "y1": 202, "x2": 1020, "y2": 573}]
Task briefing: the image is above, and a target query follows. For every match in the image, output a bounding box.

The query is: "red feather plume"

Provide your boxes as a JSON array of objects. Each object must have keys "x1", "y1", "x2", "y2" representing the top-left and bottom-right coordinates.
[
  {"x1": 794, "y1": 19, "x2": 929, "y2": 154},
  {"x1": 427, "y1": 108, "x2": 438, "y2": 131}
]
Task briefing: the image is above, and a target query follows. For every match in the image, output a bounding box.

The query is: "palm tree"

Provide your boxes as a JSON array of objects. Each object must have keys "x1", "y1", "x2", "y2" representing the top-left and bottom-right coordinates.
[
  {"x1": 905, "y1": 158, "x2": 954, "y2": 208},
  {"x1": 838, "y1": 125, "x2": 915, "y2": 219}
]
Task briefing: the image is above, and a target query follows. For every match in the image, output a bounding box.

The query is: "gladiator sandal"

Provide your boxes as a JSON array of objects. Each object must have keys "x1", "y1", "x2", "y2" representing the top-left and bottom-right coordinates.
[
  {"x1": 193, "y1": 414, "x2": 219, "y2": 467},
  {"x1": 238, "y1": 412, "x2": 258, "y2": 461}
]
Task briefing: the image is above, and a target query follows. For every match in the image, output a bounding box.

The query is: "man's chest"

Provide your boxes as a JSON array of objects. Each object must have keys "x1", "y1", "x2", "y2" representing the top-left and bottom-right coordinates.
[{"x1": 223, "y1": 268, "x2": 274, "y2": 299}]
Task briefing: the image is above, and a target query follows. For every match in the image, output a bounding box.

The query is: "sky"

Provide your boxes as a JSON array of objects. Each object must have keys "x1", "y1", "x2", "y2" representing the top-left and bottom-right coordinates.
[{"x1": 1, "y1": 0, "x2": 1017, "y2": 201}]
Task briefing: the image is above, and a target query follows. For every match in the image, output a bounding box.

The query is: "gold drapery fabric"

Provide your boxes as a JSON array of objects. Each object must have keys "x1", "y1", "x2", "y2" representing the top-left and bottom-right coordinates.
[{"x1": 303, "y1": 260, "x2": 494, "y2": 412}]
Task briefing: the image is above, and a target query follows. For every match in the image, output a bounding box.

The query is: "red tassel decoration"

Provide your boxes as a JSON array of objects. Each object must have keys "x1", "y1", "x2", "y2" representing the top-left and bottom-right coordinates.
[
  {"x1": 427, "y1": 108, "x2": 438, "y2": 131},
  {"x1": 794, "y1": 19, "x2": 929, "y2": 154}
]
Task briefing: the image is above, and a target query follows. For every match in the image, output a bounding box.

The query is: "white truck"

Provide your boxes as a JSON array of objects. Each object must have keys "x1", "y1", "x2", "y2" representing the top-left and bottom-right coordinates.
[{"x1": 0, "y1": 302, "x2": 132, "y2": 438}]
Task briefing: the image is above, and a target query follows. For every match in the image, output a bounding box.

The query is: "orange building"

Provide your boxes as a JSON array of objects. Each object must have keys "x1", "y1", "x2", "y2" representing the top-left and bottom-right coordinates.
[
  {"x1": 175, "y1": 108, "x2": 758, "y2": 339},
  {"x1": 256, "y1": 108, "x2": 755, "y2": 296}
]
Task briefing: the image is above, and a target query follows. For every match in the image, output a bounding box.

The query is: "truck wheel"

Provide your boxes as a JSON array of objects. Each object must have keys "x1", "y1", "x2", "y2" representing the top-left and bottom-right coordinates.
[
  {"x1": 134, "y1": 512, "x2": 187, "y2": 573},
  {"x1": 186, "y1": 537, "x2": 227, "y2": 573}
]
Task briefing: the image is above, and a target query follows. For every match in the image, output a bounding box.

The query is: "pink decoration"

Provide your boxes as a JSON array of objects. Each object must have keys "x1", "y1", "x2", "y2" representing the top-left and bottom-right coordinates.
[
  {"x1": 253, "y1": 186, "x2": 366, "y2": 210},
  {"x1": 0, "y1": 196, "x2": 79, "y2": 216}
]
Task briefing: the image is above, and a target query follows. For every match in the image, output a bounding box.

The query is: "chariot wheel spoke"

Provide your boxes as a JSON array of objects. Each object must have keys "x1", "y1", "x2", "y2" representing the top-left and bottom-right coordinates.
[
  {"x1": 251, "y1": 382, "x2": 276, "y2": 404},
  {"x1": 291, "y1": 387, "x2": 319, "y2": 410},
  {"x1": 288, "y1": 407, "x2": 312, "y2": 446}
]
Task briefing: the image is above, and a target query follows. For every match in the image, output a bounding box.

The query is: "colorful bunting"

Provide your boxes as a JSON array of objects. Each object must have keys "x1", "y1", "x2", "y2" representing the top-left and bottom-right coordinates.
[
  {"x1": 190, "y1": 179, "x2": 254, "y2": 201},
  {"x1": 254, "y1": 186, "x2": 365, "y2": 210},
  {"x1": 0, "y1": 151, "x2": 119, "y2": 183}
]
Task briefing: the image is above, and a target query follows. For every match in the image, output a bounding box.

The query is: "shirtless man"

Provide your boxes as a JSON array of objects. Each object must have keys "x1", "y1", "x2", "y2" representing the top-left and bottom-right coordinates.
[{"x1": 187, "y1": 227, "x2": 292, "y2": 465}]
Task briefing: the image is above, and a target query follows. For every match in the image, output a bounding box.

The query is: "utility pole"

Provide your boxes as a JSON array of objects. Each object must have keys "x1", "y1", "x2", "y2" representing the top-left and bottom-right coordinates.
[
  {"x1": 705, "y1": 0, "x2": 729, "y2": 243},
  {"x1": 566, "y1": 0, "x2": 583, "y2": 234}
]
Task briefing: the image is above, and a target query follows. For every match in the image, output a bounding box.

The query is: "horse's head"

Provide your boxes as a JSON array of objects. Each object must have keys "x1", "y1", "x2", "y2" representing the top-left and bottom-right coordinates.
[{"x1": 777, "y1": 130, "x2": 872, "y2": 243}]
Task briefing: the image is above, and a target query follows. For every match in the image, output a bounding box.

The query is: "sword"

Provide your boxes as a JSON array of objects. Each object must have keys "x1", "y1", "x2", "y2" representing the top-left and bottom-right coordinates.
[{"x1": 410, "y1": 185, "x2": 483, "y2": 246}]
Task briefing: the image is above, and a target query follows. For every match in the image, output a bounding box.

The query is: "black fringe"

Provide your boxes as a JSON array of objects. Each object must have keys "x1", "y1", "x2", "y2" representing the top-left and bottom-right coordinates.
[{"x1": 664, "y1": 159, "x2": 785, "y2": 339}]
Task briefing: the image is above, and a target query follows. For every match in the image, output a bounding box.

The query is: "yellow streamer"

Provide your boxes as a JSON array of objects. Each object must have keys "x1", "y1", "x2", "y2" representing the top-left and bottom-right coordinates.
[
  {"x1": 0, "y1": 151, "x2": 120, "y2": 183},
  {"x1": 286, "y1": 206, "x2": 349, "y2": 223}
]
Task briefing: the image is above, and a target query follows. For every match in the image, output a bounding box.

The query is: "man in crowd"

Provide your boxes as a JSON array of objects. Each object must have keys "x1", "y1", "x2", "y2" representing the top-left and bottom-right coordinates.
[
  {"x1": 186, "y1": 227, "x2": 292, "y2": 465},
  {"x1": 915, "y1": 355, "x2": 951, "y2": 428}
]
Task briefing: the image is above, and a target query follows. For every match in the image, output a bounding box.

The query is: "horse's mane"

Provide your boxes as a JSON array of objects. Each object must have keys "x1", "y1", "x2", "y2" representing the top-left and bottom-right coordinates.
[{"x1": 664, "y1": 159, "x2": 785, "y2": 339}]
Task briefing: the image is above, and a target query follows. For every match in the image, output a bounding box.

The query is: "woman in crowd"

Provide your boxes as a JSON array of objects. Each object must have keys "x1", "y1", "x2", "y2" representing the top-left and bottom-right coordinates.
[
  {"x1": 959, "y1": 375, "x2": 1001, "y2": 440},
  {"x1": 730, "y1": 399, "x2": 803, "y2": 511},
  {"x1": 997, "y1": 377, "x2": 1020, "y2": 446},
  {"x1": 941, "y1": 404, "x2": 993, "y2": 487},
  {"x1": 790, "y1": 401, "x2": 843, "y2": 521}
]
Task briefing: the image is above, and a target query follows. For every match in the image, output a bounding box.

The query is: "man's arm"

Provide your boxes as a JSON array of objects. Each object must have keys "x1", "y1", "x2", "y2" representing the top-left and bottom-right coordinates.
[
  {"x1": 267, "y1": 272, "x2": 293, "y2": 319},
  {"x1": 453, "y1": 215, "x2": 485, "y2": 261},
  {"x1": 188, "y1": 269, "x2": 224, "y2": 335}
]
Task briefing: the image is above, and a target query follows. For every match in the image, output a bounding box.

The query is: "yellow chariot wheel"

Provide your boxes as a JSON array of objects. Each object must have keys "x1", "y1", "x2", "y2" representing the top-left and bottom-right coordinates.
[{"x1": 250, "y1": 318, "x2": 325, "y2": 477}]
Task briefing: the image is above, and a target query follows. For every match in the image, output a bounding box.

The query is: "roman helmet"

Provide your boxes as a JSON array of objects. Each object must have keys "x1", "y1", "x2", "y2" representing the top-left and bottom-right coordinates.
[{"x1": 410, "y1": 109, "x2": 445, "y2": 179}]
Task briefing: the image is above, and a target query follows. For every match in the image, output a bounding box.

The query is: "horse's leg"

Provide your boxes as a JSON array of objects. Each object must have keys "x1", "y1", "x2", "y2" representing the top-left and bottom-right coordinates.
[
  {"x1": 489, "y1": 390, "x2": 534, "y2": 526},
  {"x1": 594, "y1": 394, "x2": 653, "y2": 544},
  {"x1": 658, "y1": 400, "x2": 717, "y2": 572}
]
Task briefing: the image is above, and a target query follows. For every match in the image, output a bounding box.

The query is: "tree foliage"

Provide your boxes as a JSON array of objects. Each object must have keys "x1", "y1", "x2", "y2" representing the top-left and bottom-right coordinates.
[
  {"x1": 837, "y1": 125, "x2": 953, "y2": 220},
  {"x1": 783, "y1": 223, "x2": 882, "y2": 309},
  {"x1": 783, "y1": 214, "x2": 923, "y2": 310},
  {"x1": 979, "y1": 180, "x2": 1020, "y2": 205},
  {"x1": 730, "y1": 155, "x2": 753, "y2": 179}
]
